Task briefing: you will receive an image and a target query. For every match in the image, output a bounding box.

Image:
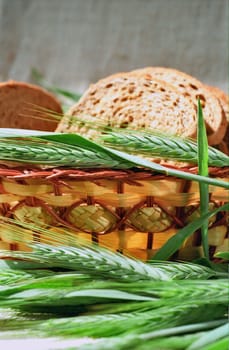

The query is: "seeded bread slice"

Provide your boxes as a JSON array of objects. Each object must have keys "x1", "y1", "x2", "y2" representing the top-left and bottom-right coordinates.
[
  {"x1": 131, "y1": 67, "x2": 227, "y2": 145},
  {"x1": 0, "y1": 81, "x2": 62, "y2": 131},
  {"x1": 57, "y1": 74, "x2": 197, "y2": 140}
]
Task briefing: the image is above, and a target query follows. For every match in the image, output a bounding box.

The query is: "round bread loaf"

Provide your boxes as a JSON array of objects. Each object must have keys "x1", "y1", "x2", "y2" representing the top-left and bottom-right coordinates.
[
  {"x1": 57, "y1": 74, "x2": 197, "y2": 140},
  {"x1": 0, "y1": 81, "x2": 62, "y2": 131},
  {"x1": 131, "y1": 67, "x2": 227, "y2": 145}
]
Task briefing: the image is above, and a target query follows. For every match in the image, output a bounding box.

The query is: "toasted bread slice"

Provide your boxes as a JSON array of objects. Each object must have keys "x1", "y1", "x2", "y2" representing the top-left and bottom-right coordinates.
[
  {"x1": 57, "y1": 74, "x2": 197, "y2": 140},
  {"x1": 0, "y1": 81, "x2": 62, "y2": 131},
  {"x1": 131, "y1": 67, "x2": 227, "y2": 145}
]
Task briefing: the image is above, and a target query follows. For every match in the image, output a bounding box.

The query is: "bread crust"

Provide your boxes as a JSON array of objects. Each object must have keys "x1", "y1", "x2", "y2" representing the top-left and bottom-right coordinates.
[
  {"x1": 0, "y1": 80, "x2": 62, "y2": 131},
  {"x1": 205, "y1": 85, "x2": 229, "y2": 154},
  {"x1": 131, "y1": 67, "x2": 227, "y2": 145},
  {"x1": 205, "y1": 85, "x2": 229, "y2": 121},
  {"x1": 57, "y1": 74, "x2": 197, "y2": 141}
]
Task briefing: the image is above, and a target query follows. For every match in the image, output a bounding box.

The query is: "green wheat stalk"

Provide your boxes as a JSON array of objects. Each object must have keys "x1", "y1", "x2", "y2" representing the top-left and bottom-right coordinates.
[
  {"x1": 0, "y1": 220, "x2": 221, "y2": 281},
  {"x1": 0, "y1": 269, "x2": 56, "y2": 285},
  {"x1": 16, "y1": 302, "x2": 228, "y2": 337},
  {"x1": 0, "y1": 129, "x2": 228, "y2": 188},
  {"x1": 0, "y1": 138, "x2": 129, "y2": 169},
  {"x1": 70, "y1": 321, "x2": 227, "y2": 350},
  {"x1": 0, "y1": 243, "x2": 180, "y2": 282},
  {"x1": 100, "y1": 131, "x2": 229, "y2": 167},
  {"x1": 197, "y1": 99, "x2": 209, "y2": 260},
  {"x1": 0, "y1": 275, "x2": 227, "y2": 306},
  {"x1": 55, "y1": 112, "x2": 229, "y2": 167}
]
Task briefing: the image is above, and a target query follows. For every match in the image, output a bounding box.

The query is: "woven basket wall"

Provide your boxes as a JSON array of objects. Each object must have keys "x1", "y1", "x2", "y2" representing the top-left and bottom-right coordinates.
[{"x1": 0, "y1": 166, "x2": 228, "y2": 260}]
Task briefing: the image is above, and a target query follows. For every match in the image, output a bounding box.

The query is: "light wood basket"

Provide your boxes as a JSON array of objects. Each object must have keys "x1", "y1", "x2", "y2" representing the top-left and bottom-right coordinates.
[{"x1": 0, "y1": 165, "x2": 228, "y2": 260}]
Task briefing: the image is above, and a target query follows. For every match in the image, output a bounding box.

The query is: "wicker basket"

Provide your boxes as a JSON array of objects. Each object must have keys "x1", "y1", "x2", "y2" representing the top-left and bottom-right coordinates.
[{"x1": 0, "y1": 165, "x2": 228, "y2": 260}]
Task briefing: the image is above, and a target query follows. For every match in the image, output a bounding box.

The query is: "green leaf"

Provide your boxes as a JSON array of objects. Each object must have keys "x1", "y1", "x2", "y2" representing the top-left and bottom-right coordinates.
[
  {"x1": 152, "y1": 203, "x2": 229, "y2": 260},
  {"x1": 200, "y1": 338, "x2": 229, "y2": 350},
  {"x1": 0, "y1": 128, "x2": 56, "y2": 137},
  {"x1": 102, "y1": 147, "x2": 229, "y2": 189},
  {"x1": 187, "y1": 323, "x2": 229, "y2": 350},
  {"x1": 197, "y1": 99, "x2": 209, "y2": 259},
  {"x1": 0, "y1": 128, "x2": 228, "y2": 188},
  {"x1": 0, "y1": 259, "x2": 51, "y2": 270},
  {"x1": 39, "y1": 132, "x2": 127, "y2": 162},
  {"x1": 214, "y1": 252, "x2": 229, "y2": 260},
  {"x1": 141, "y1": 319, "x2": 226, "y2": 340},
  {"x1": 3, "y1": 288, "x2": 154, "y2": 304},
  {"x1": 101, "y1": 130, "x2": 229, "y2": 167}
]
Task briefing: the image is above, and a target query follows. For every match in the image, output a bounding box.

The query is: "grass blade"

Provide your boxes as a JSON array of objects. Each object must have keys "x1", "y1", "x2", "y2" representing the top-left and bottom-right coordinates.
[
  {"x1": 0, "y1": 129, "x2": 56, "y2": 137},
  {"x1": 101, "y1": 131, "x2": 229, "y2": 167},
  {"x1": 0, "y1": 128, "x2": 228, "y2": 188},
  {"x1": 0, "y1": 137, "x2": 129, "y2": 169},
  {"x1": 102, "y1": 147, "x2": 229, "y2": 189},
  {"x1": 152, "y1": 203, "x2": 229, "y2": 260},
  {"x1": 140, "y1": 319, "x2": 227, "y2": 340},
  {"x1": 197, "y1": 99, "x2": 209, "y2": 259},
  {"x1": 187, "y1": 323, "x2": 229, "y2": 350},
  {"x1": 200, "y1": 338, "x2": 229, "y2": 350},
  {"x1": 41, "y1": 132, "x2": 229, "y2": 188},
  {"x1": 19, "y1": 303, "x2": 229, "y2": 337},
  {"x1": 0, "y1": 269, "x2": 56, "y2": 285},
  {"x1": 1, "y1": 275, "x2": 227, "y2": 304},
  {"x1": 0, "y1": 243, "x2": 170, "y2": 282},
  {"x1": 214, "y1": 252, "x2": 229, "y2": 260},
  {"x1": 147, "y1": 261, "x2": 222, "y2": 279},
  {"x1": 0, "y1": 219, "x2": 222, "y2": 280}
]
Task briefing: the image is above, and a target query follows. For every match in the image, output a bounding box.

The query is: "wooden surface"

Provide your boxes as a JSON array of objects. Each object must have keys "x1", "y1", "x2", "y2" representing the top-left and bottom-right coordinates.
[{"x1": 0, "y1": 0, "x2": 228, "y2": 95}]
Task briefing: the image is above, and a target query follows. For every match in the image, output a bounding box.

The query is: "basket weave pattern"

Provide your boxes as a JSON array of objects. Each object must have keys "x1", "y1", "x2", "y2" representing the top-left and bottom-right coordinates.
[{"x1": 0, "y1": 166, "x2": 228, "y2": 260}]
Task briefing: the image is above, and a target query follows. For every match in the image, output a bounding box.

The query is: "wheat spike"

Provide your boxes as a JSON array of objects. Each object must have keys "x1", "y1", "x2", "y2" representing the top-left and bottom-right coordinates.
[
  {"x1": 101, "y1": 131, "x2": 229, "y2": 167},
  {"x1": 0, "y1": 138, "x2": 129, "y2": 168},
  {"x1": 0, "y1": 244, "x2": 170, "y2": 282},
  {"x1": 0, "y1": 220, "x2": 220, "y2": 282},
  {"x1": 18, "y1": 301, "x2": 228, "y2": 338}
]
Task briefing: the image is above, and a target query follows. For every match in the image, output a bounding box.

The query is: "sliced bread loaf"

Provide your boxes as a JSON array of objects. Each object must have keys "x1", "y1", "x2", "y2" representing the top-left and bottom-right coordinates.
[
  {"x1": 0, "y1": 81, "x2": 62, "y2": 131},
  {"x1": 205, "y1": 85, "x2": 229, "y2": 121},
  {"x1": 57, "y1": 74, "x2": 197, "y2": 140},
  {"x1": 205, "y1": 85, "x2": 229, "y2": 154},
  {"x1": 131, "y1": 67, "x2": 227, "y2": 145}
]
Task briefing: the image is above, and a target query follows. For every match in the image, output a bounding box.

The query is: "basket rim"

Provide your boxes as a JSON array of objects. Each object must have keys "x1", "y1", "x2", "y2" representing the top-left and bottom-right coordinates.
[{"x1": 0, "y1": 165, "x2": 228, "y2": 181}]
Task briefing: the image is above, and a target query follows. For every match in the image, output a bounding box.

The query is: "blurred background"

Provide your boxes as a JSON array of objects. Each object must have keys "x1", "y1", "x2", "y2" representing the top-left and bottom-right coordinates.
[{"x1": 0, "y1": 0, "x2": 228, "y2": 94}]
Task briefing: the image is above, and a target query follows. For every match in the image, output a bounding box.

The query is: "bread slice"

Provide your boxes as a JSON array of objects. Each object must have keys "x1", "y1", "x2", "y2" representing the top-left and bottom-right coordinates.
[
  {"x1": 205, "y1": 85, "x2": 229, "y2": 121},
  {"x1": 57, "y1": 74, "x2": 197, "y2": 140},
  {"x1": 205, "y1": 85, "x2": 229, "y2": 154},
  {"x1": 131, "y1": 67, "x2": 227, "y2": 145},
  {"x1": 0, "y1": 81, "x2": 62, "y2": 131}
]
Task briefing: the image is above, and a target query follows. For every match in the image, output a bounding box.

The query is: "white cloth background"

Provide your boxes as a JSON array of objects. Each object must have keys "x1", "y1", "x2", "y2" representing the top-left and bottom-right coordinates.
[{"x1": 0, "y1": 0, "x2": 228, "y2": 94}]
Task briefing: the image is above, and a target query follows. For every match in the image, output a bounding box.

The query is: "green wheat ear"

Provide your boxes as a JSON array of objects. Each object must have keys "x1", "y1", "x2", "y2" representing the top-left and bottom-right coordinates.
[
  {"x1": 52, "y1": 111, "x2": 229, "y2": 167},
  {"x1": 197, "y1": 98, "x2": 209, "y2": 260},
  {"x1": 0, "y1": 218, "x2": 223, "y2": 281},
  {"x1": 0, "y1": 129, "x2": 228, "y2": 188},
  {"x1": 100, "y1": 131, "x2": 229, "y2": 167}
]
